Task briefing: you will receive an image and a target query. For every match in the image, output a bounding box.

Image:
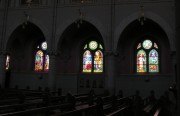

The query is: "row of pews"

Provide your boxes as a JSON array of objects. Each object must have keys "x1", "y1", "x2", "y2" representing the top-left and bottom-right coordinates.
[{"x1": 0, "y1": 88, "x2": 169, "y2": 116}]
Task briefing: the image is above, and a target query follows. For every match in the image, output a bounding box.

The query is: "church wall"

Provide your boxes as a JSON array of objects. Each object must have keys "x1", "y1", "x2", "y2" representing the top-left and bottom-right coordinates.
[
  {"x1": 115, "y1": 75, "x2": 174, "y2": 98},
  {"x1": 10, "y1": 72, "x2": 48, "y2": 90},
  {"x1": 0, "y1": 0, "x2": 176, "y2": 97},
  {"x1": 4, "y1": 8, "x2": 52, "y2": 48},
  {"x1": 56, "y1": 74, "x2": 77, "y2": 95}
]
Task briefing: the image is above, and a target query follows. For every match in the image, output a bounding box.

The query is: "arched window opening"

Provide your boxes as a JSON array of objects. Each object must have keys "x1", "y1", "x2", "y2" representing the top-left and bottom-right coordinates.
[
  {"x1": 82, "y1": 41, "x2": 103, "y2": 73},
  {"x1": 34, "y1": 41, "x2": 49, "y2": 72},
  {"x1": 137, "y1": 50, "x2": 147, "y2": 72},
  {"x1": 136, "y1": 39, "x2": 159, "y2": 73}
]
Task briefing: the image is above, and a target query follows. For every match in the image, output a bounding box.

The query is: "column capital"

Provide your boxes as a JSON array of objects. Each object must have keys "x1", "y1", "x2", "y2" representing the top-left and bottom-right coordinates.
[{"x1": 104, "y1": 51, "x2": 119, "y2": 56}]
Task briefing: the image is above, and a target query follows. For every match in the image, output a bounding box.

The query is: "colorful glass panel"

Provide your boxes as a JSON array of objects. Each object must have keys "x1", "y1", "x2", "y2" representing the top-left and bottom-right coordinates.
[
  {"x1": 89, "y1": 41, "x2": 98, "y2": 50},
  {"x1": 94, "y1": 50, "x2": 103, "y2": 72},
  {"x1": 154, "y1": 42, "x2": 158, "y2": 49},
  {"x1": 83, "y1": 50, "x2": 92, "y2": 72},
  {"x1": 137, "y1": 43, "x2": 141, "y2": 49},
  {"x1": 137, "y1": 50, "x2": 147, "y2": 72},
  {"x1": 143, "y1": 40, "x2": 152, "y2": 49},
  {"x1": 84, "y1": 44, "x2": 87, "y2": 49},
  {"x1": 6, "y1": 55, "x2": 10, "y2": 70},
  {"x1": 99, "y1": 44, "x2": 103, "y2": 49},
  {"x1": 35, "y1": 50, "x2": 44, "y2": 71},
  {"x1": 41, "y1": 41, "x2": 47, "y2": 50},
  {"x1": 149, "y1": 49, "x2": 159, "y2": 72},
  {"x1": 44, "y1": 54, "x2": 49, "y2": 71}
]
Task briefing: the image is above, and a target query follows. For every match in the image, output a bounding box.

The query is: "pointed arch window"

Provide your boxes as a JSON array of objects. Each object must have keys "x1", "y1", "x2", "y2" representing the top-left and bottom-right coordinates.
[
  {"x1": 82, "y1": 41, "x2": 103, "y2": 73},
  {"x1": 136, "y1": 39, "x2": 159, "y2": 73},
  {"x1": 34, "y1": 41, "x2": 49, "y2": 72}
]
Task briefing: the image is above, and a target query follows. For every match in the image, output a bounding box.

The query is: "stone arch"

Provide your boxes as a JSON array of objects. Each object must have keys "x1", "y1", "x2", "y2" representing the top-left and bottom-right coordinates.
[
  {"x1": 55, "y1": 16, "x2": 105, "y2": 50},
  {"x1": 5, "y1": 18, "x2": 50, "y2": 50},
  {"x1": 114, "y1": 11, "x2": 174, "y2": 51},
  {"x1": 5, "y1": 20, "x2": 48, "y2": 72}
]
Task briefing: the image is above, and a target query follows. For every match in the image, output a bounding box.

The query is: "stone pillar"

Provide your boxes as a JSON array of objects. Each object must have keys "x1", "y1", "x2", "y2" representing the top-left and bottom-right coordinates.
[
  {"x1": 170, "y1": 51, "x2": 177, "y2": 82},
  {"x1": 0, "y1": 51, "x2": 6, "y2": 88},
  {"x1": 176, "y1": 20, "x2": 180, "y2": 116},
  {"x1": 105, "y1": 51, "x2": 115, "y2": 95},
  {"x1": 175, "y1": 0, "x2": 180, "y2": 115},
  {"x1": 48, "y1": 51, "x2": 57, "y2": 91}
]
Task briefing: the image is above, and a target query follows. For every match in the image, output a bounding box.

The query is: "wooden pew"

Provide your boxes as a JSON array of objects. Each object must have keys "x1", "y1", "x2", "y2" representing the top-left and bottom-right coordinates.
[
  {"x1": 143, "y1": 100, "x2": 162, "y2": 116},
  {"x1": 153, "y1": 107, "x2": 161, "y2": 116},
  {"x1": 104, "y1": 96, "x2": 134, "y2": 116},
  {"x1": 106, "y1": 104, "x2": 129, "y2": 116},
  {"x1": 57, "y1": 104, "x2": 97, "y2": 116},
  {"x1": 0, "y1": 103, "x2": 71, "y2": 116},
  {"x1": 0, "y1": 102, "x2": 44, "y2": 114},
  {"x1": 0, "y1": 91, "x2": 135, "y2": 116}
]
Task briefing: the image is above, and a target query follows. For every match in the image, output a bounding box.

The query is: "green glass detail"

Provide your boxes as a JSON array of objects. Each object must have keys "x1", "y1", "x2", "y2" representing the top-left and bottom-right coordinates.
[{"x1": 89, "y1": 41, "x2": 98, "y2": 50}]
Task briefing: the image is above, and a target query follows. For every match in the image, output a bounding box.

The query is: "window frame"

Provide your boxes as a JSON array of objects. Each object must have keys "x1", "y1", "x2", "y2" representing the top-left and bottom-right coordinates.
[
  {"x1": 34, "y1": 41, "x2": 49, "y2": 72},
  {"x1": 81, "y1": 40, "x2": 104, "y2": 74},
  {"x1": 135, "y1": 37, "x2": 160, "y2": 74}
]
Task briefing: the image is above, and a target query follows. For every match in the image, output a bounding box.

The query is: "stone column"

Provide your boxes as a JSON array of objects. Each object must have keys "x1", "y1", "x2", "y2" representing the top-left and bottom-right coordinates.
[
  {"x1": 105, "y1": 51, "x2": 115, "y2": 95},
  {"x1": 0, "y1": 51, "x2": 6, "y2": 88},
  {"x1": 175, "y1": 0, "x2": 180, "y2": 115},
  {"x1": 170, "y1": 51, "x2": 177, "y2": 82},
  {"x1": 48, "y1": 51, "x2": 57, "y2": 91}
]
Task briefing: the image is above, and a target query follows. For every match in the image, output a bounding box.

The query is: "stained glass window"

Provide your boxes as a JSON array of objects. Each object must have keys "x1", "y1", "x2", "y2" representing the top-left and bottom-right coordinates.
[
  {"x1": 83, "y1": 50, "x2": 92, "y2": 72},
  {"x1": 154, "y1": 42, "x2": 158, "y2": 49},
  {"x1": 41, "y1": 41, "x2": 47, "y2": 50},
  {"x1": 89, "y1": 41, "x2": 98, "y2": 50},
  {"x1": 99, "y1": 44, "x2": 103, "y2": 49},
  {"x1": 35, "y1": 50, "x2": 44, "y2": 71},
  {"x1": 6, "y1": 55, "x2": 10, "y2": 70},
  {"x1": 44, "y1": 55, "x2": 49, "y2": 71},
  {"x1": 143, "y1": 40, "x2": 152, "y2": 49},
  {"x1": 149, "y1": 49, "x2": 159, "y2": 72},
  {"x1": 82, "y1": 41, "x2": 103, "y2": 73},
  {"x1": 84, "y1": 44, "x2": 87, "y2": 49},
  {"x1": 137, "y1": 43, "x2": 141, "y2": 49},
  {"x1": 94, "y1": 50, "x2": 103, "y2": 72},
  {"x1": 137, "y1": 50, "x2": 147, "y2": 72},
  {"x1": 136, "y1": 39, "x2": 159, "y2": 73},
  {"x1": 34, "y1": 41, "x2": 49, "y2": 72}
]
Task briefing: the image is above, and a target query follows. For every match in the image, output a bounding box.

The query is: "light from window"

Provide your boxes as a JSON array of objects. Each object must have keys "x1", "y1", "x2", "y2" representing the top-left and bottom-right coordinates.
[
  {"x1": 143, "y1": 39, "x2": 152, "y2": 49},
  {"x1": 137, "y1": 50, "x2": 147, "y2": 72},
  {"x1": 89, "y1": 41, "x2": 98, "y2": 50},
  {"x1": 41, "y1": 41, "x2": 47, "y2": 50},
  {"x1": 34, "y1": 41, "x2": 49, "y2": 72},
  {"x1": 149, "y1": 49, "x2": 159, "y2": 72},
  {"x1": 94, "y1": 50, "x2": 103, "y2": 72},
  {"x1": 83, "y1": 50, "x2": 92, "y2": 72},
  {"x1": 137, "y1": 43, "x2": 141, "y2": 49},
  {"x1": 82, "y1": 41, "x2": 103, "y2": 73},
  {"x1": 35, "y1": 50, "x2": 43, "y2": 71},
  {"x1": 136, "y1": 39, "x2": 159, "y2": 73},
  {"x1": 44, "y1": 55, "x2": 49, "y2": 71},
  {"x1": 6, "y1": 55, "x2": 10, "y2": 70},
  {"x1": 154, "y1": 42, "x2": 158, "y2": 49}
]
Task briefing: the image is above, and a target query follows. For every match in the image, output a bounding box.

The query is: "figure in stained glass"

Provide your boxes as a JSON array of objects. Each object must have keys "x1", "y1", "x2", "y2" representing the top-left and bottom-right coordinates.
[
  {"x1": 136, "y1": 39, "x2": 159, "y2": 73},
  {"x1": 44, "y1": 54, "x2": 49, "y2": 71},
  {"x1": 94, "y1": 50, "x2": 103, "y2": 72},
  {"x1": 149, "y1": 49, "x2": 159, "y2": 72},
  {"x1": 83, "y1": 50, "x2": 92, "y2": 72},
  {"x1": 137, "y1": 50, "x2": 146, "y2": 72},
  {"x1": 35, "y1": 50, "x2": 43, "y2": 71},
  {"x1": 82, "y1": 41, "x2": 103, "y2": 73}
]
